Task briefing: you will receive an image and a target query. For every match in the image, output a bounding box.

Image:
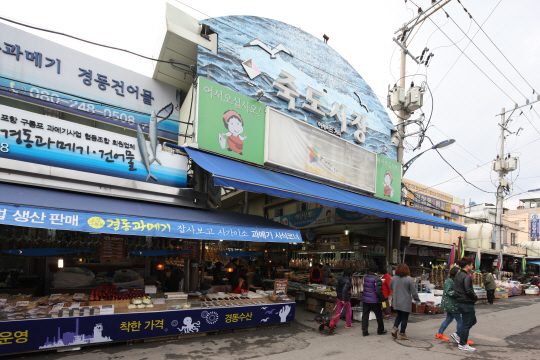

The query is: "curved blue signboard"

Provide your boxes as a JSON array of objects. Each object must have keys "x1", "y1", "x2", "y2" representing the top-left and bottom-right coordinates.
[{"x1": 197, "y1": 16, "x2": 397, "y2": 160}]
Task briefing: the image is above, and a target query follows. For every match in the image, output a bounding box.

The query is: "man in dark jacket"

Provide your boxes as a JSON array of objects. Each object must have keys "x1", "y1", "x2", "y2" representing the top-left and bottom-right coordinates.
[
  {"x1": 332, "y1": 268, "x2": 354, "y2": 329},
  {"x1": 362, "y1": 264, "x2": 386, "y2": 336},
  {"x1": 453, "y1": 257, "x2": 478, "y2": 352}
]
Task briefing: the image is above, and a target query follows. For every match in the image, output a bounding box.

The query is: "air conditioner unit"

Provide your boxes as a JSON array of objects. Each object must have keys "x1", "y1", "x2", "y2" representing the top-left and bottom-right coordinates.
[
  {"x1": 505, "y1": 157, "x2": 518, "y2": 172},
  {"x1": 404, "y1": 86, "x2": 423, "y2": 111},
  {"x1": 388, "y1": 86, "x2": 405, "y2": 111}
]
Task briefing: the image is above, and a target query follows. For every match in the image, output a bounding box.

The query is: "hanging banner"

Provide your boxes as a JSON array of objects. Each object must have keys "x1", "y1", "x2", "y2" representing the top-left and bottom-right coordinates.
[
  {"x1": 0, "y1": 22, "x2": 181, "y2": 140},
  {"x1": 195, "y1": 77, "x2": 266, "y2": 165},
  {"x1": 375, "y1": 154, "x2": 402, "y2": 203},
  {"x1": 0, "y1": 105, "x2": 187, "y2": 188},
  {"x1": 274, "y1": 206, "x2": 335, "y2": 229},
  {"x1": 531, "y1": 214, "x2": 539, "y2": 240},
  {"x1": 265, "y1": 108, "x2": 376, "y2": 193},
  {"x1": 0, "y1": 202, "x2": 301, "y2": 243}
]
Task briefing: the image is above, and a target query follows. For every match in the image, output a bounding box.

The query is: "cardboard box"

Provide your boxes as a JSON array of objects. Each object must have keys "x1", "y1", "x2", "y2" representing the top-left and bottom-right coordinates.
[
  {"x1": 307, "y1": 297, "x2": 323, "y2": 306},
  {"x1": 325, "y1": 301, "x2": 336, "y2": 314},
  {"x1": 308, "y1": 303, "x2": 324, "y2": 312}
]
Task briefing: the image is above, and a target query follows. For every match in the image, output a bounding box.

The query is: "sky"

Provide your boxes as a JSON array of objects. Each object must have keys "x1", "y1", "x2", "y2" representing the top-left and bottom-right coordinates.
[{"x1": 2, "y1": 0, "x2": 540, "y2": 209}]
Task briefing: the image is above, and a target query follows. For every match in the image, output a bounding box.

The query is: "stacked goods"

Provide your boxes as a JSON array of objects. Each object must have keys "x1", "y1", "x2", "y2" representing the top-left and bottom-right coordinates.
[
  {"x1": 90, "y1": 286, "x2": 148, "y2": 301},
  {"x1": 429, "y1": 266, "x2": 446, "y2": 288},
  {"x1": 127, "y1": 296, "x2": 154, "y2": 309},
  {"x1": 472, "y1": 272, "x2": 485, "y2": 286},
  {"x1": 351, "y1": 276, "x2": 364, "y2": 297}
]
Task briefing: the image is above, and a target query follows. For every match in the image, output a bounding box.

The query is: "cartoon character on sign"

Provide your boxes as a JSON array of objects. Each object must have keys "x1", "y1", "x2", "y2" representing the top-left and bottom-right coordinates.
[
  {"x1": 383, "y1": 170, "x2": 394, "y2": 198},
  {"x1": 278, "y1": 305, "x2": 291, "y2": 323},
  {"x1": 177, "y1": 317, "x2": 200, "y2": 333},
  {"x1": 219, "y1": 110, "x2": 247, "y2": 155}
]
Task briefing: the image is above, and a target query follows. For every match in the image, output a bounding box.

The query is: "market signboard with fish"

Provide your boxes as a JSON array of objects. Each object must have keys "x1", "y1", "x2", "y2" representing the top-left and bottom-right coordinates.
[
  {"x1": 195, "y1": 77, "x2": 266, "y2": 165},
  {"x1": 0, "y1": 104, "x2": 187, "y2": 187}
]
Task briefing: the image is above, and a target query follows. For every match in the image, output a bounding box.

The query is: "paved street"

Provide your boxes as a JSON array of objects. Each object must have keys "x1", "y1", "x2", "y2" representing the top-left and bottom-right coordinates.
[{"x1": 10, "y1": 296, "x2": 540, "y2": 360}]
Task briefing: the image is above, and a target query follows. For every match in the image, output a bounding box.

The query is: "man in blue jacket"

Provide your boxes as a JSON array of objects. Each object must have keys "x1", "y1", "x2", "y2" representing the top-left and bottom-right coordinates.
[{"x1": 362, "y1": 264, "x2": 387, "y2": 336}]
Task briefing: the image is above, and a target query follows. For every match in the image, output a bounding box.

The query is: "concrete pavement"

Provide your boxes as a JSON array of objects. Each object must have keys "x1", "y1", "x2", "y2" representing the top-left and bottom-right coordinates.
[{"x1": 8, "y1": 296, "x2": 540, "y2": 360}]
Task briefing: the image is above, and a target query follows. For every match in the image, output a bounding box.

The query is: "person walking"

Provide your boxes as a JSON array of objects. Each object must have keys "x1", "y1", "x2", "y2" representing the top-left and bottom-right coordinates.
[
  {"x1": 332, "y1": 268, "x2": 354, "y2": 329},
  {"x1": 483, "y1": 269, "x2": 496, "y2": 305},
  {"x1": 453, "y1": 257, "x2": 478, "y2": 352},
  {"x1": 380, "y1": 267, "x2": 392, "y2": 318},
  {"x1": 390, "y1": 264, "x2": 421, "y2": 340},
  {"x1": 361, "y1": 264, "x2": 387, "y2": 336},
  {"x1": 435, "y1": 266, "x2": 472, "y2": 345}
]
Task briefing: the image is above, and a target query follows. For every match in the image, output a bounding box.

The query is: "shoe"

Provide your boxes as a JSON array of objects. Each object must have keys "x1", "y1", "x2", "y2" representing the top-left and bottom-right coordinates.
[
  {"x1": 467, "y1": 340, "x2": 474, "y2": 345},
  {"x1": 397, "y1": 332, "x2": 409, "y2": 340},
  {"x1": 363, "y1": 333, "x2": 369, "y2": 337},
  {"x1": 435, "y1": 333, "x2": 450, "y2": 341},
  {"x1": 378, "y1": 330, "x2": 388, "y2": 335},
  {"x1": 391, "y1": 327, "x2": 398, "y2": 338},
  {"x1": 345, "y1": 325, "x2": 355, "y2": 329},
  {"x1": 458, "y1": 344, "x2": 476, "y2": 351},
  {"x1": 450, "y1": 333, "x2": 460, "y2": 344},
  {"x1": 385, "y1": 314, "x2": 391, "y2": 318}
]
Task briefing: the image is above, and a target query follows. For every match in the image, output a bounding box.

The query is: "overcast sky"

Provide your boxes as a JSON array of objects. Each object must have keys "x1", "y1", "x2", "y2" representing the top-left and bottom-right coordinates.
[{"x1": 2, "y1": 0, "x2": 540, "y2": 209}]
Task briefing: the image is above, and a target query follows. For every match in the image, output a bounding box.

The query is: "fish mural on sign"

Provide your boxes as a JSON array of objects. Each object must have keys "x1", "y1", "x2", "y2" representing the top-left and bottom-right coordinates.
[{"x1": 136, "y1": 103, "x2": 174, "y2": 182}]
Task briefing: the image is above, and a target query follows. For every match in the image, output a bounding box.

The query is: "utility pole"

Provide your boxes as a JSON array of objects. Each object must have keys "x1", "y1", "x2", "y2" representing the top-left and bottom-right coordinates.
[
  {"x1": 391, "y1": 1, "x2": 453, "y2": 265},
  {"x1": 495, "y1": 108, "x2": 505, "y2": 253},
  {"x1": 392, "y1": 28, "x2": 407, "y2": 260}
]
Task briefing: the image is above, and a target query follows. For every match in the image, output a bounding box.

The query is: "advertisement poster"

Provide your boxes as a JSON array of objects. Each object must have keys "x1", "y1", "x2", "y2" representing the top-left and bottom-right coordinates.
[
  {"x1": 265, "y1": 108, "x2": 376, "y2": 193},
  {"x1": 0, "y1": 104, "x2": 188, "y2": 188},
  {"x1": 375, "y1": 154, "x2": 402, "y2": 203},
  {"x1": 100, "y1": 234, "x2": 125, "y2": 261},
  {"x1": 196, "y1": 77, "x2": 266, "y2": 165},
  {"x1": 0, "y1": 22, "x2": 180, "y2": 140},
  {"x1": 531, "y1": 214, "x2": 539, "y2": 240}
]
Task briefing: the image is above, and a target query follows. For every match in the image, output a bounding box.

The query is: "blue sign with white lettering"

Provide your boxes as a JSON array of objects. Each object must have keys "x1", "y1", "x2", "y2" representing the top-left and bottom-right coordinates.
[
  {"x1": 0, "y1": 203, "x2": 302, "y2": 242},
  {"x1": 0, "y1": 303, "x2": 295, "y2": 355}
]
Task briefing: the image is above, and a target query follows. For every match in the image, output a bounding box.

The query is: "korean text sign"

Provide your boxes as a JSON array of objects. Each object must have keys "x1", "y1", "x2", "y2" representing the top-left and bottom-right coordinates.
[
  {"x1": 0, "y1": 303, "x2": 295, "y2": 355},
  {"x1": 375, "y1": 154, "x2": 402, "y2": 203},
  {"x1": 0, "y1": 104, "x2": 187, "y2": 187},
  {"x1": 0, "y1": 202, "x2": 302, "y2": 243},
  {"x1": 0, "y1": 22, "x2": 180, "y2": 140},
  {"x1": 196, "y1": 77, "x2": 266, "y2": 165}
]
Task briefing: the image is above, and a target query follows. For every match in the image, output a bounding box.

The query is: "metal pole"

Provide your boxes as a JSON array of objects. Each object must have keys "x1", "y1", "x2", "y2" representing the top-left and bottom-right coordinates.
[{"x1": 495, "y1": 108, "x2": 505, "y2": 253}]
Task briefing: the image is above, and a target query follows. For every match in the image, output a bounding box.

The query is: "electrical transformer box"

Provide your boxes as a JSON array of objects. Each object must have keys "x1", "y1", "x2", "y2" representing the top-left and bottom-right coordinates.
[
  {"x1": 404, "y1": 86, "x2": 423, "y2": 111},
  {"x1": 505, "y1": 157, "x2": 518, "y2": 171},
  {"x1": 388, "y1": 86, "x2": 405, "y2": 111}
]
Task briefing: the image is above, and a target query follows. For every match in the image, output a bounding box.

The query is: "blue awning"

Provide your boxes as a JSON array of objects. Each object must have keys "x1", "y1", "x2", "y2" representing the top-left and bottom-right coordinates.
[
  {"x1": 0, "y1": 182, "x2": 301, "y2": 243},
  {"x1": 185, "y1": 148, "x2": 466, "y2": 231}
]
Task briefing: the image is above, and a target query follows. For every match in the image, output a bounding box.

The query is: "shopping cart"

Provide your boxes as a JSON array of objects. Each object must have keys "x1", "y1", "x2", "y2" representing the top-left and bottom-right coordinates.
[{"x1": 314, "y1": 306, "x2": 343, "y2": 335}]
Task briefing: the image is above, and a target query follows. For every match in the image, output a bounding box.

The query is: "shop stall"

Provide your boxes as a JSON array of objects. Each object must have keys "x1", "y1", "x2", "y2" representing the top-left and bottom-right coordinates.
[{"x1": 0, "y1": 183, "x2": 300, "y2": 356}]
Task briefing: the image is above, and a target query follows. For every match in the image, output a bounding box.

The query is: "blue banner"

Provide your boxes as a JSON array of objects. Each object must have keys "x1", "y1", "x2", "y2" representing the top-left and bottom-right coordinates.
[
  {"x1": 531, "y1": 216, "x2": 539, "y2": 240},
  {"x1": 0, "y1": 302, "x2": 295, "y2": 355},
  {"x1": 0, "y1": 203, "x2": 302, "y2": 242}
]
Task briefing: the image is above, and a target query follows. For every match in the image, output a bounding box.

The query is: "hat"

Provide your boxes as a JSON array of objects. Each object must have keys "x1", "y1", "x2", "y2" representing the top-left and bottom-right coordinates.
[
  {"x1": 223, "y1": 110, "x2": 243, "y2": 125},
  {"x1": 481, "y1": 270, "x2": 486, "y2": 274},
  {"x1": 385, "y1": 170, "x2": 393, "y2": 182}
]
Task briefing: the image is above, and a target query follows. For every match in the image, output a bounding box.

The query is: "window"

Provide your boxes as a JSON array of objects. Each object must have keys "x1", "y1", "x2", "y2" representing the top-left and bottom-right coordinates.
[
  {"x1": 491, "y1": 242, "x2": 496, "y2": 250},
  {"x1": 273, "y1": 208, "x2": 284, "y2": 217},
  {"x1": 296, "y1": 202, "x2": 308, "y2": 212},
  {"x1": 511, "y1": 233, "x2": 516, "y2": 246},
  {"x1": 444, "y1": 216, "x2": 451, "y2": 233},
  {"x1": 433, "y1": 214, "x2": 440, "y2": 231}
]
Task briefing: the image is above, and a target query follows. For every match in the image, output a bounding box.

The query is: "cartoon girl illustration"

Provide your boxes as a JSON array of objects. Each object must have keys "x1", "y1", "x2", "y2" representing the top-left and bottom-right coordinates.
[
  {"x1": 219, "y1": 110, "x2": 247, "y2": 155},
  {"x1": 383, "y1": 170, "x2": 394, "y2": 198}
]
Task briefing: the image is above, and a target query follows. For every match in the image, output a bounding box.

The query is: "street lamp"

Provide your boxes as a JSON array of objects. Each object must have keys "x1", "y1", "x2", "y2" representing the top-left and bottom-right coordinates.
[{"x1": 402, "y1": 139, "x2": 455, "y2": 176}]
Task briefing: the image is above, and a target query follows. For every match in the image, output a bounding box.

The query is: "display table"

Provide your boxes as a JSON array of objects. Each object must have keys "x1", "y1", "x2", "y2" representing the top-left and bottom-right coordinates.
[{"x1": 0, "y1": 297, "x2": 295, "y2": 356}]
